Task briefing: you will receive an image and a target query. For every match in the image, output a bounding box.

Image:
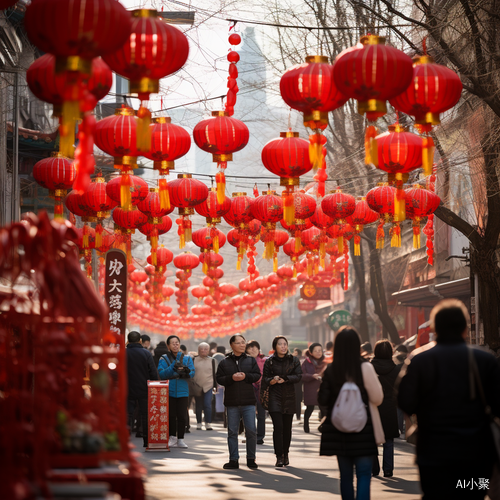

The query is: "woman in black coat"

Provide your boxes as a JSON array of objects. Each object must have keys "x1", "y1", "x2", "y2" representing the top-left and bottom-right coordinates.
[
  {"x1": 370, "y1": 339, "x2": 402, "y2": 477},
  {"x1": 261, "y1": 335, "x2": 302, "y2": 468}
]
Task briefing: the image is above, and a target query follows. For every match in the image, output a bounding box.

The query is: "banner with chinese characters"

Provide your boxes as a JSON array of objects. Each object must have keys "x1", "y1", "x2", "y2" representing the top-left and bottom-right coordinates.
[
  {"x1": 105, "y1": 249, "x2": 127, "y2": 336},
  {"x1": 146, "y1": 380, "x2": 170, "y2": 451}
]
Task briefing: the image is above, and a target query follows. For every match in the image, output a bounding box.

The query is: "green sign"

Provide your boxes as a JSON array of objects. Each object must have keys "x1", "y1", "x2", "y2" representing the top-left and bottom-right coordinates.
[{"x1": 327, "y1": 309, "x2": 352, "y2": 331}]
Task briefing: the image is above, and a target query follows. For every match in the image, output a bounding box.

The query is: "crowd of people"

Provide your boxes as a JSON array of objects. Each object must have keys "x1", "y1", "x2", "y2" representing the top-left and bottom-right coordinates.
[{"x1": 125, "y1": 298, "x2": 500, "y2": 499}]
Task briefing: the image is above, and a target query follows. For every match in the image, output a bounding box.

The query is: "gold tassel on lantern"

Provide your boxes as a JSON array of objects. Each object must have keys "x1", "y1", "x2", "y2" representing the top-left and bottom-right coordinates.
[
  {"x1": 159, "y1": 178, "x2": 170, "y2": 210},
  {"x1": 236, "y1": 253, "x2": 242, "y2": 271},
  {"x1": 265, "y1": 239, "x2": 275, "y2": 260},
  {"x1": 393, "y1": 177, "x2": 406, "y2": 222},
  {"x1": 283, "y1": 187, "x2": 295, "y2": 225},
  {"x1": 216, "y1": 169, "x2": 226, "y2": 204},
  {"x1": 422, "y1": 136, "x2": 435, "y2": 177},
  {"x1": 137, "y1": 105, "x2": 152, "y2": 152},
  {"x1": 295, "y1": 234, "x2": 302, "y2": 253},
  {"x1": 354, "y1": 234, "x2": 361, "y2": 256},
  {"x1": 59, "y1": 100, "x2": 80, "y2": 158},
  {"x1": 319, "y1": 240, "x2": 326, "y2": 269},
  {"x1": 412, "y1": 219, "x2": 421, "y2": 249},
  {"x1": 177, "y1": 218, "x2": 185, "y2": 249},
  {"x1": 365, "y1": 125, "x2": 378, "y2": 165},
  {"x1": 309, "y1": 132, "x2": 323, "y2": 170},
  {"x1": 95, "y1": 223, "x2": 103, "y2": 250},
  {"x1": 337, "y1": 235, "x2": 344, "y2": 254},
  {"x1": 202, "y1": 259, "x2": 208, "y2": 275},
  {"x1": 184, "y1": 218, "x2": 192, "y2": 243},
  {"x1": 212, "y1": 227, "x2": 220, "y2": 254},
  {"x1": 273, "y1": 253, "x2": 278, "y2": 272},
  {"x1": 307, "y1": 255, "x2": 313, "y2": 277},
  {"x1": 390, "y1": 223, "x2": 401, "y2": 248},
  {"x1": 376, "y1": 220, "x2": 385, "y2": 249},
  {"x1": 120, "y1": 172, "x2": 132, "y2": 210},
  {"x1": 83, "y1": 224, "x2": 89, "y2": 248}
]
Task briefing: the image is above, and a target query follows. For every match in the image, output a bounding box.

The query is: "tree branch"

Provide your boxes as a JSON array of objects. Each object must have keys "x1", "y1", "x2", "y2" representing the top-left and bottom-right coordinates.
[{"x1": 434, "y1": 204, "x2": 482, "y2": 248}]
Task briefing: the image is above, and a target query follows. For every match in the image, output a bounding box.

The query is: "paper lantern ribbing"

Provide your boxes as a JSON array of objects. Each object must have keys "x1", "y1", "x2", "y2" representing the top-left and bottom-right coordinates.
[
  {"x1": 193, "y1": 111, "x2": 249, "y2": 203},
  {"x1": 333, "y1": 35, "x2": 413, "y2": 121},
  {"x1": 33, "y1": 152, "x2": 76, "y2": 219},
  {"x1": 261, "y1": 131, "x2": 312, "y2": 223}
]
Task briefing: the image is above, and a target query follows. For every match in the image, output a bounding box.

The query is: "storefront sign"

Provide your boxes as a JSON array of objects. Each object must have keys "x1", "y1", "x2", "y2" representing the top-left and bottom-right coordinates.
[
  {"x1": 146, "y1": 380, "x2": 170, "y2": 451},
  {"x1": 104, "y1": 249, "x2": 127, "y2": 336},
  {"x1": 300, "y1": 281, "x2": 331, "y2": 300},
  {"x1": 327, "y1": 309, "x2": 352, "y2": 331}
]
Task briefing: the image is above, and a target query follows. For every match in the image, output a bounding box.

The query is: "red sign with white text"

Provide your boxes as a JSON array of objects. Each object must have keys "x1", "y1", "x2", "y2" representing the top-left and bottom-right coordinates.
[{"x1": 146, "y1": 380, "x2": 170, "y2": 451}]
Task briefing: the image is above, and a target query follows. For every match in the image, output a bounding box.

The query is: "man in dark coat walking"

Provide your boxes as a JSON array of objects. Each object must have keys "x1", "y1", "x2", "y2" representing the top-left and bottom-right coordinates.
[
  {"x1": 126, "y1": 331, "x2": 159, "y2": 448},
  {"x1": 398, "y1": 299, "x2": 500, "y2": 499},
  {"x1": 216, "y1": 333, "x2": 261, "y2": 470}
]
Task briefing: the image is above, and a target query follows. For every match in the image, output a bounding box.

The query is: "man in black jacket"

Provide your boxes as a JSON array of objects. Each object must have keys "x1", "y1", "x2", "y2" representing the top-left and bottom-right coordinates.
[
  {"x1": 126, "y1": 331, "x2": 159, "y2": 448},
  {"x1": 398, "y1": 299, "x2": 500, "y2": 499},
  {"x1": 216, "y1": 333, "x2": 261, "y2": 470}
]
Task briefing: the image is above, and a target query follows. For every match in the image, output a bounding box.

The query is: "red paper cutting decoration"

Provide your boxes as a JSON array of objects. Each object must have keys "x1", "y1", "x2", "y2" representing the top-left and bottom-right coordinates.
[
  {"x1": 24, "y1": 0, "x2": 131, "y2": 158},
  {"x1": 193, "y1": 111, "x2": 249, "y2": 203},
  {"x1": 252, "y1": 190, "x2": 284, "y2": 260},
  {"x1": 33, "y1": 152, "x2": 76, "y2": 219},
  {"x1": 103, "y1": 9, "x2": 189, "y2": 151},
  {"x1": 169, "y1": 174, "x2": 209, "y2": 249},
  {"x1": 346, "y1": 197, "x2": 379, "y2": 256},
  {"x1": 144, "y1": 116, "x2": 191, "y2": 210},
  {"x1": 405, "y1": 185, "x2": 440, "y2": 249},
  {"x1": 261, "y1": 131, "x2": 312, "y2": 224},
  {"x1": 372, "y1": 124, "x2": 423, "y2": 222},
  {"x1": 321, "y1": 189, "x2": 356, "y2": 254},
  {"x1": 195, "y1": 187, "x2": 232, "y2": 253}
]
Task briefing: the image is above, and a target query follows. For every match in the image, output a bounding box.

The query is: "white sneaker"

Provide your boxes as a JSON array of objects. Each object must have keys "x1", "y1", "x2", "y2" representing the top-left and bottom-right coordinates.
[
  {"x1": 177, "y1": 439, "x2": 188, "y2": 448},
  {"x1": 168, "y1": 436, "x2": 178, "y2": 448},
  {"x1": 197, "y1": 424, "x2": 202, "y2": 430}
]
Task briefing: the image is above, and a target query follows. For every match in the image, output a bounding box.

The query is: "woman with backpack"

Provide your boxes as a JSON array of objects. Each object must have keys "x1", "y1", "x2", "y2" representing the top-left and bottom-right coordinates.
[
  {"x1": 302, "y1": 343, "x2": 327, "y2": 433},
  {"x1": 318, "y1": 326, "x2": 384, "y2": 500},
  {"x1": 261, "y1": 335, "x2": 302, "y2": 468},
  {"x1": 370, "y1": 339, "x2": 402, "y2": 477}
]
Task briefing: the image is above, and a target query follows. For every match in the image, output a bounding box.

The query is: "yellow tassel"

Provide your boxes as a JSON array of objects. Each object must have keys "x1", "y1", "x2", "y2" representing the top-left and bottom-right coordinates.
[
  {"x1": 394, "y1": 195, "x2": 405, "y2": 222},
  {"x1": 202, "y1": 260, "x2": 208, "y2": 275},
  {"x1": 365, "y1": 125, "x2": 378, "y2": 165},
  {"x1": 314, "y1": 261, "x2": 319, "y2": 275},
  {"x1": 273, "y1": 255, "x2": 278, "y2": 272},
  {"x1": 185, "y1": 225, "x2": 192, "y2": 243},
  {"x1": 320, "y1": 241, "x2": 326, "y2": 266},
  {"x1": 137, "y1": 105, "x2": 152, "y2": 152},
  {"x1": 422, "y1": 137, "x2": 435, "y2": 177},
  {"x1": 413, "y1": 232, "x2": 420, "y2": 249},
  {"x1": 293, "y1": 267, "x2": 297, "y2": 278},
  {"x1": 338, "y1": 235, "x2": 344, "y2": 254},
  {"x1": 265, "y1": 240, "x2": 275, "y2": 260},
  {"x1": 95, "y1": 231, "x2": 102, "y2": 249},
  {"x1": 295, "y1": 236, "x2": 301, "y2": 253},
  {"x1": 283, "y1": 190, "x2": 295, "y2": 225},
  {"x1": 236, "y1": 255, "x2": 242, "y2": 270},
  {"x1": 60, "y1": 100, "x2": 79, "y2": 158},
  {"x1": 354, "y1": 241, "x2": 360, "y2": 256},
  {"x1": 121, "y1": 173, "x2": 132, "y2": 210},
  {"x1": 152, "y1": 251, "x2": 157, "y2": 266},
  {"x1": 216, "y1": 171, "x2": 226, "y2": 204},
  {"x1": 307, "y1": 259, "x2": 313, "y2": 277},
  {"x1": 179, "y1": 234, "x2": 185, "y2": 249},
  {"x1": 214, "y1": 233, "x2": 219, "y2": 253},
  {"x1": 370, "y1": 137, "x2": 378, "y2": 167},
  {"x1": 159, "y1": 178, "x2": 170, "y2": 210},
  {"x1": 151, "y1": 235, "x2": 158, "y2": 251}
]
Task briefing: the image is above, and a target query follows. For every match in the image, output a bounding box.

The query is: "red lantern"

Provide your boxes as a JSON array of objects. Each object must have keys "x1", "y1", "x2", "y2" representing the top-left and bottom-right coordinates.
[
  {"x1": 333, "y1": 35, "x2": 413, "y2": 121},
  {"x1": 169, "y1": 173, "x2": 209, "y2": 248},
  {"x1": 113, "y1": 206, "x2": 148, "y2": 262},
  {"x1": 405, "y1": 185, "x2": 440, "y2": 249},
  {"x1": 223, "y1": 192, "x2": 254, "y2": 227},
  {"x1": 33, "y1": 152, "x2": 76, "y2": 219},
  {"x1": 106, "y1": 174, "x2": 148, "y2": 207},
  {"x1": 147, "y1": 245, "x2": 173, "y2": 274},
  {"x1": 283, "y1": 238, "x2": 305, "y2": 277},
  {"x1": 261, "y1": 131, "x2": 312, "y2": 223},
  {"x1": 280, "y1": 55, "x2": 348, "y2": 130},
  {"x1": 139, "y1": 216, "x2": 173, "y2": 266},
  {"x1": 138, "y1": 188, "x2": 175, "y2": 219},
  {"x1": 321, "y1": 189, "x2": 356, "y2": 253},
  {"x1": 346, "y1": 198, "x2": 378, "y2": 256},
  {"x1": 25, "y1": 0, "x2": 131, "y2": 157},
  {"x1": 252, "y1": 191, "x2": 283, "y2": 259},
  {"x1": 193, "y1": 111, "x2": 249, "y2": 203},
  {"x1": 192, "y1": 227, "x2": 227, "y2": 253}
]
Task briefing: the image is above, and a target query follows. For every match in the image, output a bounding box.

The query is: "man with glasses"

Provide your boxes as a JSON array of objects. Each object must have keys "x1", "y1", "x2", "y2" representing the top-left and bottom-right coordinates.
[{"x1": 216, "y1": 334, "x2": 261, "y2": 470}]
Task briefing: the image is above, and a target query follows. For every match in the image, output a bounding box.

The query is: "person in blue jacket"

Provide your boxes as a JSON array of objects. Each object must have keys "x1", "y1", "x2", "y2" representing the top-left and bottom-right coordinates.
[{"x1": 158, "y1": 335, "x2": 195, "y2": 448}]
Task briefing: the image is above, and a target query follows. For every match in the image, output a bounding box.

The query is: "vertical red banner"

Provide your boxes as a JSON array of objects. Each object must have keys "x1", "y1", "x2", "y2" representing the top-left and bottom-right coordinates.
[
  {"x1": 146, "y1": 380, "x2": 170, "y2": 451},
  {"x1": 104, "y1": 249, "x2": 127, "y2": 336}
]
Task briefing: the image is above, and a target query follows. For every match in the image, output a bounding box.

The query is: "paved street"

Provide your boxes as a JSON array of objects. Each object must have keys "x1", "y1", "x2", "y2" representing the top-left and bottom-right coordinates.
[{"x1": 135, "y1": 412, "x2": 422, "y2": 499}]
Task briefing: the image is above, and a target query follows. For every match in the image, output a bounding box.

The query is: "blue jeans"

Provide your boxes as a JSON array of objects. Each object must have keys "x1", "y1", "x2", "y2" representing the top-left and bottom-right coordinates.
[
  {"x1": 226, "y1": 405, "x2": 257, "y2": 461},
  {"x1": 195, "y1": 390, "x2": 213, "y2": 424},
  {"x1": 337, "y1": 455, "x2": 373, "y2": 500}
]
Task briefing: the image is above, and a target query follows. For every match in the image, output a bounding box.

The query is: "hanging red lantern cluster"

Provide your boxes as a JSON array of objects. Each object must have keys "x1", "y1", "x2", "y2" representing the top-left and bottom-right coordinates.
[
  {"x1": 144, "y1": 116, "x2": 191, "y2": 210},
  {"x1": 193, "y1": 111, "x2": 249, "y2": 203},
  {"x1": 24, "y1": 0, "x2": 131, "y2": 185},
  {"x1": 405, "y1": 184, "x2": 440, "y2": 249},
  {"x1": 321, "y1": 189, "x2": 356, "y2": 253},
  {"x1": 195, "y1": 187, "x2": 232, "y2": 253},
  {"x1": 225, "y1": 31, "x2": 242, "y2": 116},
  {"x1": 33, "y1": 152, "x2": 76, "y2": 219},
  {"x1": 173, "y1": 252, "x2": 200, "y2": 316},
  {"x1": 366, "y1": 183, "x2": 397, "y2": 248},
  {"x1": 346, "y1": 198, "x2": 378, "y2": 256},
  {"x1": 169, "y1": 173, "x2": 209, "y2": 248},
  {"x1": 112, "y1": 206, "x2": 147, "y2": 262},
  {"x1": 103, "y1": 9, "x2": 189, "y2": 151},
  {"x1": 252, "y1": 190, "x2": 284, "y2": 260},
  {"x1": 261, "y1": 131, "x2": 312, "y2": 224}
]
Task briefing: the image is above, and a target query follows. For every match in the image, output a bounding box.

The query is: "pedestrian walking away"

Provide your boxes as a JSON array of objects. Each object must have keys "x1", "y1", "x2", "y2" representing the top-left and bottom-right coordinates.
[
  {"x1": 153, "y1": 341, "x2": 169, "y2": 368},
  {"x1": 125, "y1": 331, "x2": 159, "y2": 449},
  {"x1": 261, "y1": 335, "x2": 302, "y2": 468},
  {"x1": 398, "y1": 299, "x2": 500, "y2": 500},
  {"x1": 216, "y1": 333, "x2": 261, "y2": 470},
  {"x1": 318, "y1": 326, "x2": 384, "y2": 500},
  {"x1": 302, "y1": 342, "x2": 327, "y2": 433},
  {"x1": 158, "y1": 335, "x2": 195, "y2": 449},
  {"x1": 246, "y1": 340, "x2": 267, "y2": 444},
  {"x1": 370, "y1": 339, "x2": 402, "y2": 478},
  {"x1": 193, "y1": 342, "x2": 217, "y2": 431}
]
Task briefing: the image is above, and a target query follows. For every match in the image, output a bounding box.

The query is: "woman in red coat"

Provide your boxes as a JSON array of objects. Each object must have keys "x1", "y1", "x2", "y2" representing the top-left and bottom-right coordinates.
[{"x1": 302, "y1": 343, "x2": 327, "y2": 433}]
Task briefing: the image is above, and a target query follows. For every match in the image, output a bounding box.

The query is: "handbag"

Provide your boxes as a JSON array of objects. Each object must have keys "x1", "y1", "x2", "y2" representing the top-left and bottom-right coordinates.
[{"x1": 468, "y1": 347, "x2": 500, "y2": 460}]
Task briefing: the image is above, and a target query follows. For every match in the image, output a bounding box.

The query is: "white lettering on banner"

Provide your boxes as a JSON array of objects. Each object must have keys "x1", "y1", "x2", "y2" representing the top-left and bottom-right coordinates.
[
  {"x1": 109, "y1": 294, "x2": 122, "y2": 309},
  {"x1": 108, "y1": 259, "x2": 124, "y2": 276},
  {"x1": 109, "y1": 310, "x2": 121, "y2": 325},
  {"x1": 108, "y1": 279, "x2": 122, "y2": 294},
  {"x1": 110, "y1": 325, "x2": 121, "y2": 334}
]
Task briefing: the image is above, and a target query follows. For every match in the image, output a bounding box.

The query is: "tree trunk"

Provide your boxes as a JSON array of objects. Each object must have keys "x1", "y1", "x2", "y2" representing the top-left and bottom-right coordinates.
[
  {"x1": 365, "y1": 230, "x2": 401, "y2": 344},
  {"x1": 350, "y1": 238, "x2": 369, "y2": 342}
]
